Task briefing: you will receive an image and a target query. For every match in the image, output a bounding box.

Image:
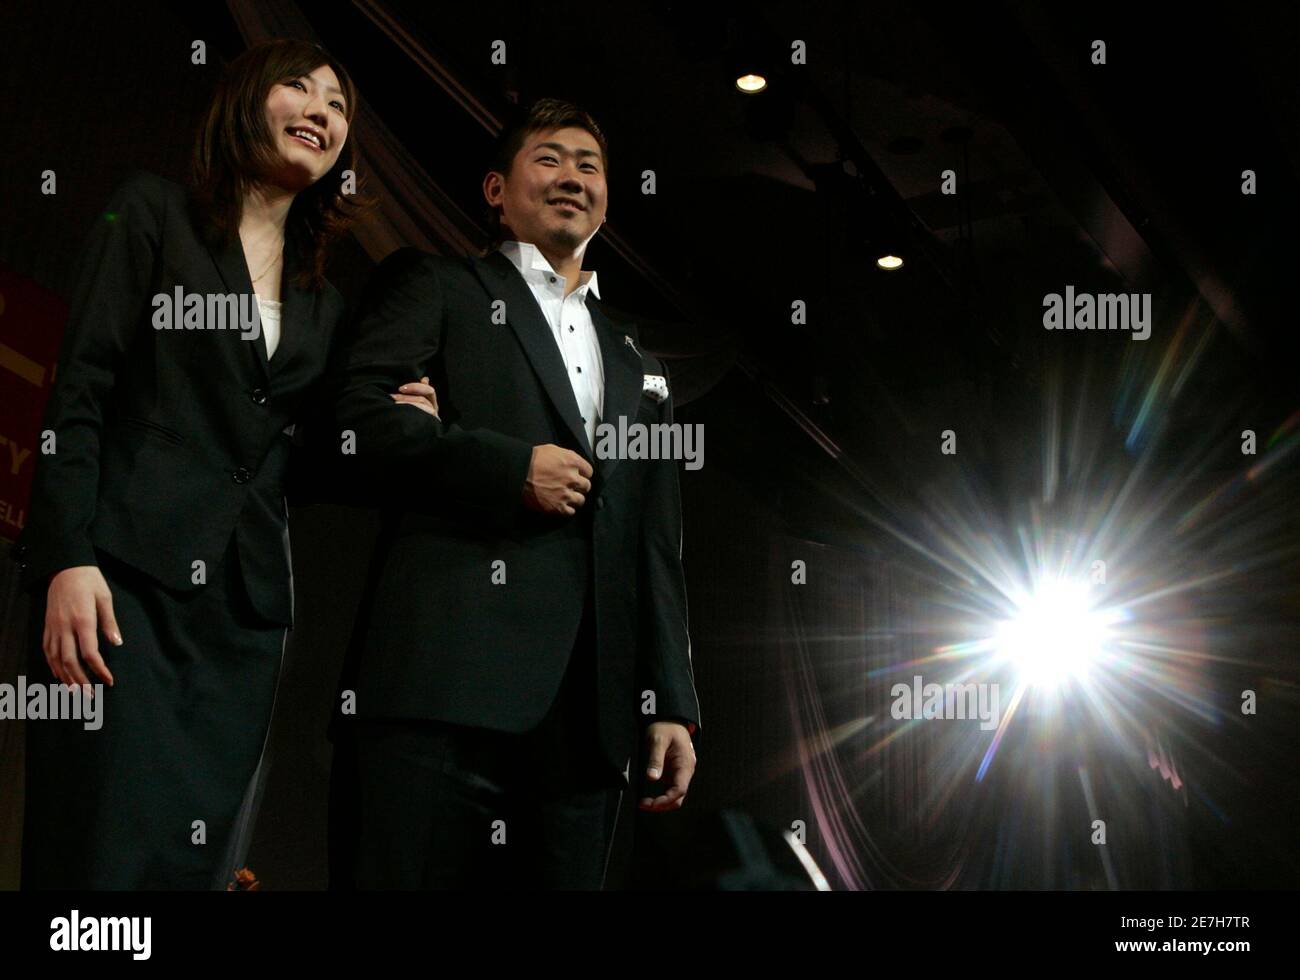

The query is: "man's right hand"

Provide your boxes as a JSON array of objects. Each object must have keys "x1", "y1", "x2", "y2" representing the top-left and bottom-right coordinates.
[
  {"x1": 523, "y1": 444, "x2": 593, "y2": 516},
  {"x1": 44, "y1": 565, "x2": 122, "y2": 691}
]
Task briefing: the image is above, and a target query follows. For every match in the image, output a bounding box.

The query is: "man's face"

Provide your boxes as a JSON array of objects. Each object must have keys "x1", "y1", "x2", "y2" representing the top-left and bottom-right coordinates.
[{"x1": 485, "y1": 125, "x2": 608, "y2": 253}]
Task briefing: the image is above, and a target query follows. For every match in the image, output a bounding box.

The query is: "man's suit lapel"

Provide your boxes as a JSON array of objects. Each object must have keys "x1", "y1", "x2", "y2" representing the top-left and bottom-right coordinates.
[
  {"x1": 203, "y1": 231, "x2": 270, "y2": 381},
  {"x1": 473, "y1": 249, "x2": 594, "y2": 459},
  {"x1": 589, "y1": 300, "x2": 644, "y2": 487}
]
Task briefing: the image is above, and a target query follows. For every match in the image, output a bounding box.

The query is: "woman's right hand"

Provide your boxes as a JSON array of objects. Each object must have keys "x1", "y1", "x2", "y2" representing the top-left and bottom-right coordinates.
[
  {"x1": 44, "y1": 566, "x2": 122, "y2": 691},
  {"x1": 391, "y1": 376, "x2": 439, "y2": 419}
]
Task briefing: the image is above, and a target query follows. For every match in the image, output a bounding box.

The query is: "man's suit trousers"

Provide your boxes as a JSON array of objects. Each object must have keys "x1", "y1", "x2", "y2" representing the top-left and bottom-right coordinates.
[{"x1": 348, "y1": 597, "x2": 626, "y2": 889}]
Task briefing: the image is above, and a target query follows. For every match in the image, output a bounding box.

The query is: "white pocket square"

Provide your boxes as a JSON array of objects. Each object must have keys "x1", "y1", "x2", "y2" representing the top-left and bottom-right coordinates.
[{"x1": 642, "y1": 374, "x2": 669, "y2": 403}]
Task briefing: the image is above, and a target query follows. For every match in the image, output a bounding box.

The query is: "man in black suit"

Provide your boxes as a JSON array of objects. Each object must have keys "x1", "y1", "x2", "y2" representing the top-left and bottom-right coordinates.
[{"x1": 330, "y1": 98, "x2": 700, "y2": 888}]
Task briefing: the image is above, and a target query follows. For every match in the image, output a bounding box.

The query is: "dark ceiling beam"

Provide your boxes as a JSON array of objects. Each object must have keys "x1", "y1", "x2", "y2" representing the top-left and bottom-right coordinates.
[
  {"x1": 1010, "y1": 4, "x2": 1248, "y2": 339},
  {"x1": 918, "y1": 3, "x2": 1244, "y2": 345}
]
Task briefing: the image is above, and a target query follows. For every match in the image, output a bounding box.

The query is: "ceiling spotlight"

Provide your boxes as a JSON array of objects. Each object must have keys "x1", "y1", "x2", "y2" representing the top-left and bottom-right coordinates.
[
  {"x1": 876, "y1": 255, "x2": 904, "y2": 270},
  {"x1": 735, "y1": 73, "x2": 768, "y2": 94}
]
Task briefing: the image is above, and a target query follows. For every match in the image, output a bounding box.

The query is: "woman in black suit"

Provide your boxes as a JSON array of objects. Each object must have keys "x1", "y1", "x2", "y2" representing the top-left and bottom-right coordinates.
[{"x1": 16, "y1": 39, "x2": 436, "y2": 889}]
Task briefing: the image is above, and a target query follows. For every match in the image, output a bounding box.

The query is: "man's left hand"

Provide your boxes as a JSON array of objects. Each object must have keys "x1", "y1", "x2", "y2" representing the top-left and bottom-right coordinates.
[{"x1": 639, "y1": 721, "x2": 696, "y2": 812}]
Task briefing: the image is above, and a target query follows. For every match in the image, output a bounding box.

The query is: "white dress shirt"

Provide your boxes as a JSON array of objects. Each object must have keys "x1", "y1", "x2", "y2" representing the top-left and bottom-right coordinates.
[{"x1": 498, "y1": 240, "x2": 604, "y2": 449}]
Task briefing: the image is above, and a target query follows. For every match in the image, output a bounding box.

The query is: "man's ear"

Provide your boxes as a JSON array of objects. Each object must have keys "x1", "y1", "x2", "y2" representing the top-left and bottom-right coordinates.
[{"x1": 482, "y1": 170, "x2": 504, "y2": 208}]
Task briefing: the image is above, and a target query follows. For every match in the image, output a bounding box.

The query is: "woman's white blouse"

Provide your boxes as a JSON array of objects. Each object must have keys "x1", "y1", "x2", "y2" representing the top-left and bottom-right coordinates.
[{"x1": 256, "y1": 296, "x2": 283, "y2": 360}]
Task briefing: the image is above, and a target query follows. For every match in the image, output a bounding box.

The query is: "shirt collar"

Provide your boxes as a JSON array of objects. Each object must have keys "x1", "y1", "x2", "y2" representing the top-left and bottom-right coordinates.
[{"x1": 499, "y1": 240, "x2": 601, "y2": 300}]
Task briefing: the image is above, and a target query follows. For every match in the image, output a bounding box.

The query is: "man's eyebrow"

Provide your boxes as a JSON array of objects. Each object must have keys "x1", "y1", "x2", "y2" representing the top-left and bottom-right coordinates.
[{"x1": 534, "y1": 141, "x2": 601, "y2": 160}]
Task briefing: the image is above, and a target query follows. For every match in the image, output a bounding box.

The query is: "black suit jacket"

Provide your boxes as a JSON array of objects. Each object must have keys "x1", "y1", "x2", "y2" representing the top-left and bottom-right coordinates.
[
  {"x1": 332, "y1": 247, "x2": 701, "y2": 780},
  {"x1": 14, "y1": 171, "x2": 347, "y2": 626}
]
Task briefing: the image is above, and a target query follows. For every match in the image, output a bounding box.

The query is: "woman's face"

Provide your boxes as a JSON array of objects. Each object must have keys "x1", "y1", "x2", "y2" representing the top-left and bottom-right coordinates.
[{"x1": 261, "y1": 64, "x2": 348, "y2": 191}]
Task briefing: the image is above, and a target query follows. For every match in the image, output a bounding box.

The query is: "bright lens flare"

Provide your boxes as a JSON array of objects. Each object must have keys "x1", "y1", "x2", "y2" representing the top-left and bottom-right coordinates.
[{"x1": 995, "y1": 580, "x2": 1111, "y2": 688}]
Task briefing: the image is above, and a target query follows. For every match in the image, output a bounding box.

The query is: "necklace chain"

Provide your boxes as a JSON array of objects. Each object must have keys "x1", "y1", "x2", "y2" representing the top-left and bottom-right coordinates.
[{"x1": 251, "y1": 249, "x2": 283, "y2": 284}]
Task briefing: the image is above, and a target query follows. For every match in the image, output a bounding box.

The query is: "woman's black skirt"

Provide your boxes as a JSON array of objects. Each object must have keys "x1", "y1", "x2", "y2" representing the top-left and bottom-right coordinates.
[{"x1": 21, "y1": 535, "x2": 285, "y2": 889}]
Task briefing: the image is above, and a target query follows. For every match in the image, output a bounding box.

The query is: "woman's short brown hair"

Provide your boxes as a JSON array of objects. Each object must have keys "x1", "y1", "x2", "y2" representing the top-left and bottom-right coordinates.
[
  {"x1": 485, "y1": 98, "x2": 609, "y2": 243},
  {"x1": 192, "y1": 39, "x2": 369, "y2": 289}
]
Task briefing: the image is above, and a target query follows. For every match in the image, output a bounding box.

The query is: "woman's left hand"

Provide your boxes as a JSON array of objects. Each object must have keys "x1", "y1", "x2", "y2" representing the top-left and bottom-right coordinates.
[{"x1": 392, "y1": 376, "x2": 439, "y2": 419}]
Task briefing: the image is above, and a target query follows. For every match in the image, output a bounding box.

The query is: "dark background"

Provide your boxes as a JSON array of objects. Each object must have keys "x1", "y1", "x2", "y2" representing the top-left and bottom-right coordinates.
[{"x1": 1, "y1": 0, "x2": 1297, "y2": 890}]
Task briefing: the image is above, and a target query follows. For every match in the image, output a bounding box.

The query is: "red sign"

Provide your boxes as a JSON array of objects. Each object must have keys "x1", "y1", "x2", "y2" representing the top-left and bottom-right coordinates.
[{"x1": 0, "y1": 264, "x2": 68, "y2": 543}]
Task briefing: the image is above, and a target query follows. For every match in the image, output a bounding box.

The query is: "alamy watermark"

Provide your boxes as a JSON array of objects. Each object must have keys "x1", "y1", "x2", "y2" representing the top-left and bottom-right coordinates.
[
  {"x1": 1043, "y1": 285, "x2": 1150, "y2": 340},
  {"x1": 891, "y1": 675, "x2": 1001, "y2": 731},
  {"x1": 0, "y1": 676, "x2": 102, "y2": 730},
  {"x1": 593, "y1": 419, "x2": 703, "y2": 470},
  {"x1": 49, "y1": 910, "x2": 150, "y2": 959},
  {"x1": 151, "y1": 288, "x2": 262, "y2": 342}
]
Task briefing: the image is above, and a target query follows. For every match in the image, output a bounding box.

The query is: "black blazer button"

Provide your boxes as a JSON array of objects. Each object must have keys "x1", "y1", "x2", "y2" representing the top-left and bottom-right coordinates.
[
  {"x1": 233, "y1": 466, "x2": 252, "y2": 484},
  {"x1": 597, "y1": 497, "x2": 605, "y2": 510},
  {"x1": 251, "y1": 388, "x2": 268, "y2": 405}
]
